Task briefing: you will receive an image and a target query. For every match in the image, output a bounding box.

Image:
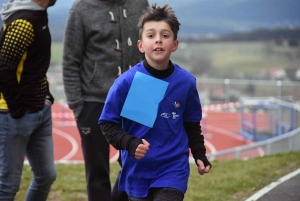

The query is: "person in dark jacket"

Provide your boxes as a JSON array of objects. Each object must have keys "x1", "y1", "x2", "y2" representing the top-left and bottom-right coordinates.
[
  {"x1": 62, "y1": 0, "x2": 149, "y2": 200},
  {"x1": 0, "y1": 0, "x2": 57, "y2": 200}
]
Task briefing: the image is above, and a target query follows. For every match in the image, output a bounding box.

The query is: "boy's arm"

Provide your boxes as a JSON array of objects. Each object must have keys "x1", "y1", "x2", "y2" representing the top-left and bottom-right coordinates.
[
  {"x1": 184, "y1": 121, "x2": 212, "y2": 169},
  {"x1": 100, "y1": 121, "x2": 143, "y2": 158}
]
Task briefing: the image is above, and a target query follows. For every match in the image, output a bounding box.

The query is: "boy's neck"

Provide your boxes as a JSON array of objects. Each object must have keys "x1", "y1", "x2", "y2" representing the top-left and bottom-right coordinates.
[
  {"x1": 145, "y1": 58, "x2": 170, "y2": 71},
  {"x1": 144, "y1": 60, "x2": 174, "y2": 79}
]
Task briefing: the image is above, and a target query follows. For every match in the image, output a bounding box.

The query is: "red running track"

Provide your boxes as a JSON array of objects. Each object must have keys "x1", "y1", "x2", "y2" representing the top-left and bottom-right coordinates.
[{"x1": 50, "y1": 104, "x2": 249, "y2": 162}]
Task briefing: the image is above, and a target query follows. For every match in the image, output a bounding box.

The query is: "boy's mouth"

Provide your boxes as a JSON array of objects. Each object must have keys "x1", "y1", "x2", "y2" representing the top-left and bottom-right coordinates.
[{"x1": 154, "y1": 48, "x2": 163, "y2": 51}]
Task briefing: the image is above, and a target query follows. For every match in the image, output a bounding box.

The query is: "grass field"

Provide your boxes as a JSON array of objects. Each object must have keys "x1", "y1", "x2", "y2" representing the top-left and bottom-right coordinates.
[
  {"x1": 51, "y1": 43, "x2": 64, "y2": 64},
  {"x1": 172, "y1": 41, "x2": 299, "y2": 78},
  {"x1": 51, "y1": 41, "x2": 299, "y2": 79},
  {"x1": 16, "y1": 151, "x2": 300, "y2": 201}
]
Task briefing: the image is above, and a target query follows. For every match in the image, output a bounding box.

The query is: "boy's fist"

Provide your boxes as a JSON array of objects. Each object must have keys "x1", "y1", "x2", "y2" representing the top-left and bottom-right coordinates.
[
  {"x1": 197, "y1": 159, "x2": 211, "y2": 175},
  {"x1": 135, "y1": 139, "x2": 150, "y2": 159}
]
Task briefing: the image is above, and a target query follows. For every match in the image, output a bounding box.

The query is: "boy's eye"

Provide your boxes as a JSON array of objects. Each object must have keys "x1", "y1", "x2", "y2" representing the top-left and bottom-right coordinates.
[
  {"x1": 147, "y1": 34, "x2": 154, "y2": 38},
  {"x1": 163, "y1": 34, "x2": 169, "y2": 38}
]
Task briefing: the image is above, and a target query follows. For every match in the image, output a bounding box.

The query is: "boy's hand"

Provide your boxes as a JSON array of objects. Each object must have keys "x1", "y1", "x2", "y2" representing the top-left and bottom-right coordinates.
[
  {"x1": 197, "y1": 159, "x2": 211, "y2": 175},
  {"x1": 135, "y1": 139, "x2": 150, "y2": 159}
]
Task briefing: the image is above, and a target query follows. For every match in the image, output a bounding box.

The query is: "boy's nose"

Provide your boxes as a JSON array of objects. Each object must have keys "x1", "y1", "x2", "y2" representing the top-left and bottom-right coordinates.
[{"x1": 155, "y1": 37, "x2": 162, "y2": 44}]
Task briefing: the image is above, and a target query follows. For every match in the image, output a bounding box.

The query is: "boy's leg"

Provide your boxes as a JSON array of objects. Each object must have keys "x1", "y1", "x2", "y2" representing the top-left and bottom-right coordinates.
[
  {"x1": 0, "y1": 113, "x2": 33, "y2": 200},
  {"x1": 112, "y1": 151, "x2": 128, "y2": 201},
  {"x1": 76, "y1": 102, "x2": 111, "y2": 201},
  {"x1": 25, "y1": 104, "x2": 56, "y2": 201},
  {"x1": 152, "y1": 188, "x2": 184, "y2": 201},
  {"x1": 128, "y1": 194, "x2": 152, "y2": 201},
  {"x1": 129, "y1": 188, "x2": 184, "y2": 201}
]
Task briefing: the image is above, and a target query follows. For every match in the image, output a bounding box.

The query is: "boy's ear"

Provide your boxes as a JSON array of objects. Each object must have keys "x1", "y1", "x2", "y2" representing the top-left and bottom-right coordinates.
[
  {"x1": 137, "y1": 40, "x2": 145, "y2": 53},
  {"x1": 172, "y1": 40, "x2": 179, "y2": 52}
]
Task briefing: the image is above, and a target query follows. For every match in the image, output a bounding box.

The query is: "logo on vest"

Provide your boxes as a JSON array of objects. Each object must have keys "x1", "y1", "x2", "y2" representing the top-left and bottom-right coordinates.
[
  {"x1": 80, "y1": 127, "x2": 91, "y2": 135},
  {"x1": 172, "y1": 112, "x2": 179, "y2": 119},
  {"x1": 161, "y1": 113, "x2": 171, "y2": 118}
]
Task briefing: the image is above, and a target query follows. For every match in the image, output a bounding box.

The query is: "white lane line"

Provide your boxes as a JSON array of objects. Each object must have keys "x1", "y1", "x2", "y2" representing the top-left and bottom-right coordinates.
[
  {"x1": 110, "y1": 151, "x2": 119, "y2": 163},
  {"x1": 53, "y1": 128, "x2": 78, "y2": 161},
  {"x1": 206, "y1": 125, "x2": 245, "y2": 141},
  {"x1": 53, "y1": 120, "x2": 76, "y2": 127},
  {"x1": 55, "y1": 153, "x2": 119, "y2": 164},
  {"x1": 245, "y1": 168, "x2": 300, "y2": 201},
  {"x1": 204, "y1": 138, "x2": 217, "y2": 161},
  {"x1": 257, "y1": 147, "x2": 265, "y2": 157},
  {"x1": 53, "y1": 127, "x2": 121, "y2": 163},
  {"x1": 204, "y1": 139, "x2": 217, "y2": 154},
  {"x1": 206, "y1": 125, "x2": 264, "y2": 158}
]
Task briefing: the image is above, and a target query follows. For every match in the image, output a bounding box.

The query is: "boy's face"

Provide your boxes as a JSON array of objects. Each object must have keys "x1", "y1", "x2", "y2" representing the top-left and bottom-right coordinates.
[{"x1": 138, "y1": 21, "x2": 178, "y2": 68}]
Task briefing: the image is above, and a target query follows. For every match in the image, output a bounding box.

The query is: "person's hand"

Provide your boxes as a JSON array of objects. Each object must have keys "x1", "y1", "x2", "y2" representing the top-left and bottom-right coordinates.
[
  {"x1": 45, "y1": 100, "x2": 52, "y2": 106},
  {"x1": 135, "y1": 139, "x2": 150, "y2": 159},
  {"x1": 197, "y1": 159, "x2": 211, "y2": 175}
]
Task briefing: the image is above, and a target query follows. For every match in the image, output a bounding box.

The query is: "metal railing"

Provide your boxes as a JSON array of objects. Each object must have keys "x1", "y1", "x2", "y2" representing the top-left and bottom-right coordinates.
[
  {"x1": 205, "y1": 127, "x2": 300, "y2": 161},
  {"x1": 196, "y1": 77, "x2": 300, "y2": 104},
  {"x1": 202, "y1": 98, "x2": 300, "y2": 161}
]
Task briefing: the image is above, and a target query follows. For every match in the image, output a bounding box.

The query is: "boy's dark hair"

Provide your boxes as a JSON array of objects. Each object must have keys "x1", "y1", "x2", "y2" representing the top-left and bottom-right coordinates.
[{"x1": 138, "y1": 3, "x2": 181, "y2": 40}]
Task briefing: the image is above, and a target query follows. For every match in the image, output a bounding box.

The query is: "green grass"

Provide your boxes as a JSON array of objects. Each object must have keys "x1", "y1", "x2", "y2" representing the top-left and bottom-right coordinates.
[
  {"x1": 51, "y1": 42, "x2": 64, "y2": 64},
  {"x1": 16, "y1": 152, "x2": 300, "y2": 201},
  {"x1": 51, "y1": 41, "x2": 299, "y2": 79},
  {"x1": 171, "y1": 41, "x2": 300, "y2": 77}
]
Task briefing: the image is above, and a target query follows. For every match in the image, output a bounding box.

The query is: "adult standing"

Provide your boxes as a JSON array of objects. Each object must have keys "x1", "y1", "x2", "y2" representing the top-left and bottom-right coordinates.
[
  {"x1": 0, "y1": 0, "x2": 57, "y2": 200},
  {"x1": 62, "y1": 0, "x2": 149, "y2": 200}
]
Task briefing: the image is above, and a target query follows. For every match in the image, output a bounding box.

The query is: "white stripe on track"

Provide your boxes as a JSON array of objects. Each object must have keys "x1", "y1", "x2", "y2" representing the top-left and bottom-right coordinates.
[
  {"x1": 257, "y1": 147, "x2": 265, "y2": 157},
  {"x1": 204, "y1": 139, "x2": 217, "y2": 154},
  {"x1": 206, "y1": 125, "x2": 265, "y2": 159},
  {"x1": 206, "y1": 125, "x2": 245, "y2": 141},
  {"x1": 53, "y1": 128, "x2": 79, "y2": 161},
  {"x1": 110, "y1": 151, "x2": 119, "y2": 163}
]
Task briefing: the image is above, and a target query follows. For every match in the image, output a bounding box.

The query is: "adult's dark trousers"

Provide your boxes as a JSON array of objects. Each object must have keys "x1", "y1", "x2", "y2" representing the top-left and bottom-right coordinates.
[
  {"x1": 112, "y1": 153, "x2": 129, "y2": 201},
  {"x1": 76, "y1": 102, "x2": 127, "y2": 201}
]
